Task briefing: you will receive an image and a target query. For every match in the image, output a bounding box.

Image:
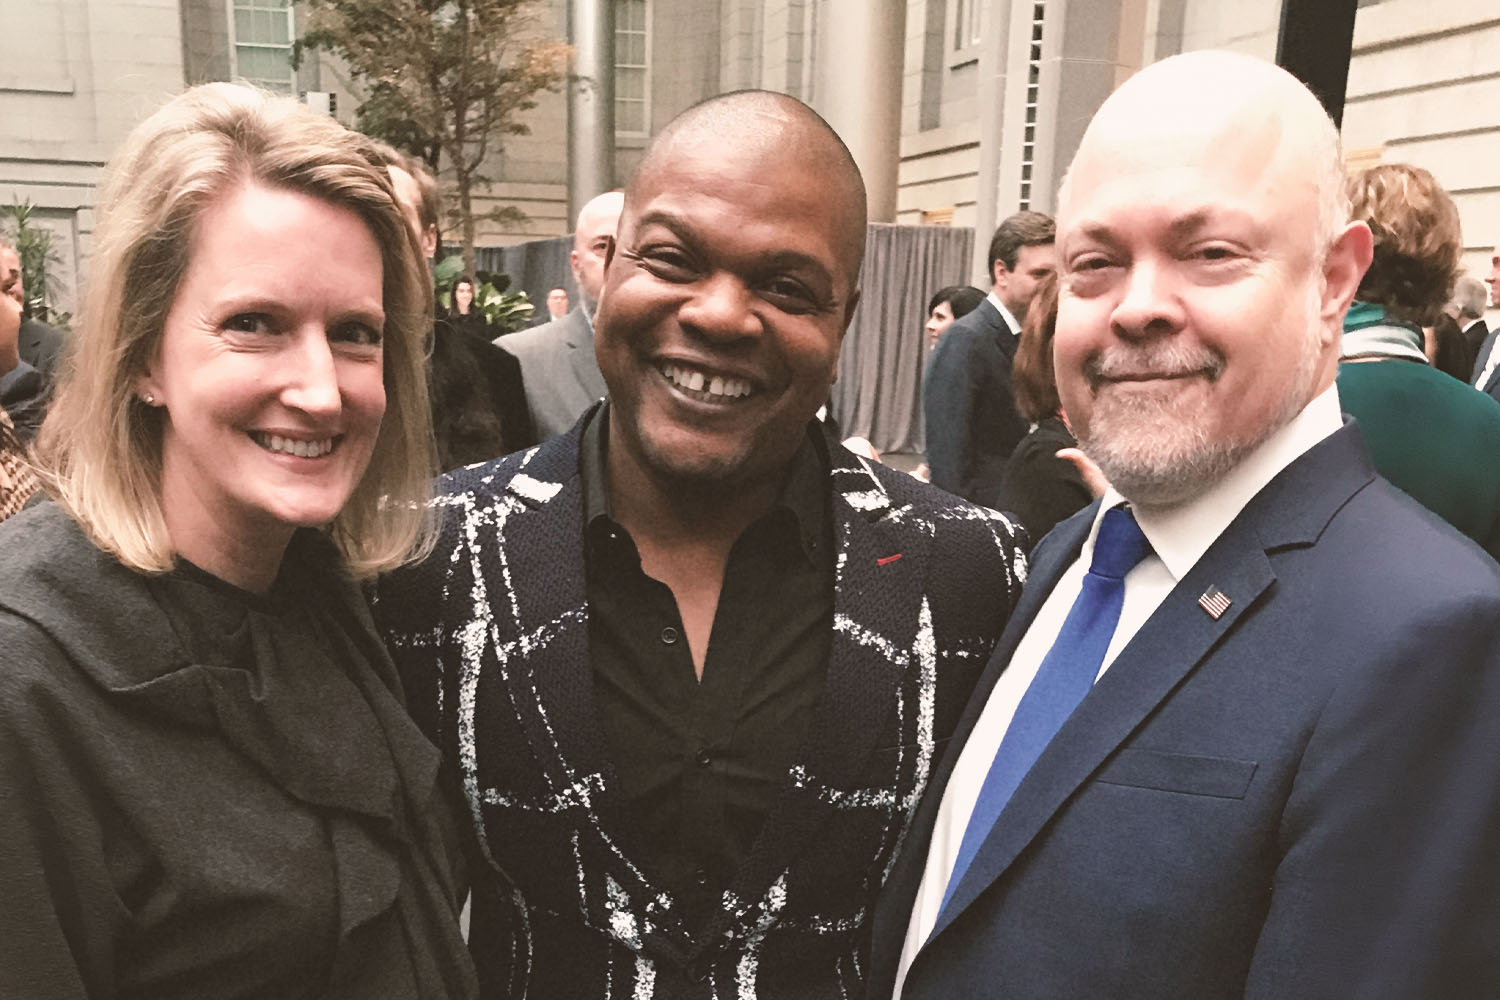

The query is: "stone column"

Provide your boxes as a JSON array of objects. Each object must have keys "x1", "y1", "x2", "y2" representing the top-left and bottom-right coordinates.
[
  {"x1": 567, "y1": 0, "x2": 616, "y2": 220},
  {"x1": 812, "y1": 0, "x2": 905, "y2": 222}
]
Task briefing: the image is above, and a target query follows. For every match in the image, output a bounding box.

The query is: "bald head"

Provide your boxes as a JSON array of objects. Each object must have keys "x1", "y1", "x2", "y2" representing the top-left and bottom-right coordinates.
[
  {"x1": 570, "y1": 190, "x2": 624, "y2": 312},
  {"x1": 627, "y1": 90, "x2": 868, "y2": 285},
  {"x1": 1061, "y1": 51, "x2": 1347, "y2": 256}
]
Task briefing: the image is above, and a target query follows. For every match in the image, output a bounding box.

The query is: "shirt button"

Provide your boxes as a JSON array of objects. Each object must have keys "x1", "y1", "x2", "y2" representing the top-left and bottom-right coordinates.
[
  {"x1": 694, "y1": 747, "x2": 712, "y2": 767},
  {"x1": 660, "y1": 626, "x2": 679, "y2": 645}
]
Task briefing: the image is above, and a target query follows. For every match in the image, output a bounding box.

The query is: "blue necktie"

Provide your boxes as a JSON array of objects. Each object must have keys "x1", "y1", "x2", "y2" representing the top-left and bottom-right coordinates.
[{"x1": 938, "y1": 505, "x2": 1152, "y2": 916}]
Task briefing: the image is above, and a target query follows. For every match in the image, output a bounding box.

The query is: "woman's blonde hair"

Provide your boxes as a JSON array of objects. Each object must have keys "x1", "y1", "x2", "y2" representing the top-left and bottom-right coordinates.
[{"x1": 35, "y1": 82, "x2": 437, "y2": 578}]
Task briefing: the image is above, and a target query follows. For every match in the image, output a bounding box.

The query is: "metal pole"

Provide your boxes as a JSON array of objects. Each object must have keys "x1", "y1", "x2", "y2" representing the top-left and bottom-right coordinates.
[
  {"x1": 813, "y1": 0, "x2": 905, "y2": 222},
  {"x1": 567, "y1": 0, "x2": 616, "y2": 221}
]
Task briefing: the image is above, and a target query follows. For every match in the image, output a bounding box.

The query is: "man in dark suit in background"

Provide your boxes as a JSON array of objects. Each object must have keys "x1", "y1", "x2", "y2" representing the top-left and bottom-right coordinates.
[
  {"x1": 376, "y1": 90, "x2": 1028, "y2": 998},
  {"x1": 923, "y1": 211, "x2": 1055, "y2": 507},
  {"x1": 1450, "y1": 274, "x2": 1489, "y2": 367},
  {"x1": 1471, "y1": 252, "x2": 1500, "y2": 399},
  {"x1": 498, "y1": 191, "x2": 622, "y2": 438},
  {"x1": 872, "y1": 50, "x2": 1500, "y2": 999}
]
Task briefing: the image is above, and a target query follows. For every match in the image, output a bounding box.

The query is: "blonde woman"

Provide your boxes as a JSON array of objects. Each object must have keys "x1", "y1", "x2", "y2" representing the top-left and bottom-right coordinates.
[{"x1": 0, "y1": 84, "x2": 475, "y2": 998}]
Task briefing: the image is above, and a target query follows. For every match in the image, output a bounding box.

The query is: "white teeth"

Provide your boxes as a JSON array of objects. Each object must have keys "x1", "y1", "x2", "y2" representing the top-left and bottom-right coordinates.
[
  {"x1": 254, "y1": 432, "x2": 335, "y2": 458},
  {"x1": 660, "y1": 363, "x2": 753, "y2": 400}
]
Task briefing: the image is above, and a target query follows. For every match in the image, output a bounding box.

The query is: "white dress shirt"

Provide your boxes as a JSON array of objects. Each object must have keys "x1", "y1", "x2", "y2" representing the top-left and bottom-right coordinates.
[
  {"x1": 986, "y1": 291, "x2": 1021, "y2": 337},
  {"x1": 1473, "y1": 322, "x2": 1500, "y2": 389},
  {"x1": 892, "y1": 384, "x2": 1344, "y2": 998}
]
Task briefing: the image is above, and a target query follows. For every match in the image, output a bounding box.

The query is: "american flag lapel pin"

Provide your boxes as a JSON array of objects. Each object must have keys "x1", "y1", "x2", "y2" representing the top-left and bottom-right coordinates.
[{"x1": 1198, "y1": 586, "x2": 1231, "y2": 620}]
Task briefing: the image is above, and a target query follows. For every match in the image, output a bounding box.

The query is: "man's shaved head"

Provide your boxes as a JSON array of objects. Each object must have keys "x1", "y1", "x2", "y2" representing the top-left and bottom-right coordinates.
[
  {"x1": 1060, "y1": 51, "x2": 1348, "y2": 257},
  {"x1": 627, "y1": 90, "x2": 868, "y2": 284}
]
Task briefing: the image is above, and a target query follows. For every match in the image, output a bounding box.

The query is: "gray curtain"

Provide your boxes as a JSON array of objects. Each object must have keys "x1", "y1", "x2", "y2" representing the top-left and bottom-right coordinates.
[{"x1": 829, "y1": 223, "x2": 975, "y2": 454}]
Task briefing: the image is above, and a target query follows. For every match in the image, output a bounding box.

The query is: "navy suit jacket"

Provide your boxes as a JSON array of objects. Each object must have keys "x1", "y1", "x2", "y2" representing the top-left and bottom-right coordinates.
[
  {"x1": 922, "y1": 300, "x2": 1029, "y2": 507},
  {"x1": 375, "y1": 411, "x2": 1028, "y2": 998},
  {"x1": 869, "y1": 422, "x2": 1500, "y2": 999},
  {"x1": 1470, "y1": 320, "x2": 1500, "y2": 401}
]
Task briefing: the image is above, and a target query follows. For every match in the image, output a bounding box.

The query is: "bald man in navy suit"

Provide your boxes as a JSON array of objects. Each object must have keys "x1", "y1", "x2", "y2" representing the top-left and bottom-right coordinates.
[{"x1": 872, "y1": 52, "x2": 1500, "y2": 1000}]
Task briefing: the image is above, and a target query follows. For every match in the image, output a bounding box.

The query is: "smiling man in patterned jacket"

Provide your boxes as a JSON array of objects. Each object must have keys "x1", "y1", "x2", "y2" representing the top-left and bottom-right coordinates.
[{"x1": 375, "y1": 90, "x2": 1027, "y2": 998}]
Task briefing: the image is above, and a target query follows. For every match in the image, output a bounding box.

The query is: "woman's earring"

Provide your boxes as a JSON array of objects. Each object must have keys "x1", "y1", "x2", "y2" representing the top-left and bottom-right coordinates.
[{"x1": 141, "y1": 393, "x2": 156, "y2": 406}]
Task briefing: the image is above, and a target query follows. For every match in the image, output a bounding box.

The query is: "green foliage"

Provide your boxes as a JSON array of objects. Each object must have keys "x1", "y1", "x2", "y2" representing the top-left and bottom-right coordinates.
[
  {"x1": 0, "y1": 199, "x2": 70, "y2": 328},
  {"x1": 295, "y1": 0, "x2": 569, "y2": 278},
  {"x1": 432, "y1": 253, "x2": 534, "y2": 333}
]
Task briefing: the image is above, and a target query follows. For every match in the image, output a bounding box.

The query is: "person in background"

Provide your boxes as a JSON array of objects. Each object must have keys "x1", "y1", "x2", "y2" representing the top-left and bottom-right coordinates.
[
  {"x1": 0, "y1": 241, "x2": 65, "y2": 380},
  {"x1": 545, "y1": 284, "x2": 570, "y2": 320},
  {"x1": 923, "y1": 211, "x2": 1056, "y2": 506},
  {"x1": 447, "y1": 275, "x2": 491, "y2": 340},
  {"x1": 872, "y1": 51, "x2": 1500, "y2": 1000},
  {"x1": 498, "y1": 191, "x2": 623, "y2": 438},
  {"x1": 912, "y1": 284, "x2": 985, "y2": 482},
  {"x1": 375, "y1": 89, "x2": 1027, "y2": 998},
  {"x1": 1475, "y1": 248, "x2": 1500, "y2": 401},
  {"x1": 0, "y1": 243, "x2": 50, "y2": 444},
  {"x1": 1427, "y1": 312, "x2": 1475, "y2": 381},
  {"x1": 924, "y1": 285, "x2": 986, "y2": 350},
  {"x1": 994, "y1": 273, "x2": 1091, "y2": 547},
  {"x1": 1337, "y1": 161, "x2": 1500, "y2": 558},
  {"x1": 0, "y1": 277, "x2": 40, "y2": 521},
  {"x1": 1449, "y1": 274, "x2": 1488, "y2": 368},
  {"x1": 0, "y1": 83, "x2": 475, "y2": 999},
  {"x1": 367, "y1": 143, "x2": 534, "y2": 468}
]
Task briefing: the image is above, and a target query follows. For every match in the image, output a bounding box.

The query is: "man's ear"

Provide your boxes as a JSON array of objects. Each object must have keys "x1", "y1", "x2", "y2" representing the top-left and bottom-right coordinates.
[
  {"x1": 1320, "y1": 220, "x2": 1374, "y2": 337},
  {"x1": 992, "y1": 258, "x2": 1010, "y2": 290}
]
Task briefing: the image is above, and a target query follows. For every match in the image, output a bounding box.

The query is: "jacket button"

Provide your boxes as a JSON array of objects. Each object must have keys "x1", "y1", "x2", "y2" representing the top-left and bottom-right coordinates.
[
  {"x1": 660, "y1": 626, "x2": 679, "y2": 645},
  {"x1": 694, "y1": 747, "x2": 712, "y2": 767}
]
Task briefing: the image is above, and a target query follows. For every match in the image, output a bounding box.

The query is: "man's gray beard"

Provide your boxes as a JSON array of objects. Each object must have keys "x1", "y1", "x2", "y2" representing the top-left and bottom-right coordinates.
[
  {"x1": 1078, "y1": 403, "x2": 1254, "y2": 508},
  {"x1": 1077, "y1": 319, "x2": 1325, "y2": 509}
]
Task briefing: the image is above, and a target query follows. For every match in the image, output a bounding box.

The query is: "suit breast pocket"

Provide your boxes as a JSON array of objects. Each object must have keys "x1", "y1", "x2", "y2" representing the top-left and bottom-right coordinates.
[{"x1": 1094, "y1": 748, "x2": 1258, "y2": 799}]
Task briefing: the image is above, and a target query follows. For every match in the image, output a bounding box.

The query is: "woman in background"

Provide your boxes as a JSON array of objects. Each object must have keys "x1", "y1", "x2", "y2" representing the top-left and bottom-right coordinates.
[
  {"x1": 995, "y1": 273, "x2": 1092, "y2": 546},
  {"x1": 0, "y1": 84, "x2": 475, "y2": 998},
  {"x1": 1337, "y1": 161, "x2": 1500, "y2": 558},
  {"x1": 924, "y1": 284, "x2": 986, "y2": 349},
  {"x1": 447, "y1": 275, "x2": 492, "y2": 340}
]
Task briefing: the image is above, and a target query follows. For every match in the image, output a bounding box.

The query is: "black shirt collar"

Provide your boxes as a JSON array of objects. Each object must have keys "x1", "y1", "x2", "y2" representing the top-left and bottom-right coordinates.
[{"x1": 579, "y1": 403, "x2": 829, "y2": 566}]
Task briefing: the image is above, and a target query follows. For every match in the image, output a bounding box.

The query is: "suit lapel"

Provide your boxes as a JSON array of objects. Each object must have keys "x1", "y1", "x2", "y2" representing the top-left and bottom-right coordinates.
[
  {"x1": 711, "y1": 443, "x2": 933, "y2": 934},
  {"x1": 477, "y1": 422, "x2": 622, "y2": 825},
  {"x1": 925, "y1": 423, "x2": 1377, "y2": 943},
  {"x1": 867, "y1": 502, "x2": 1091, "y2": 974},
  {"x1": 562, "y1": 309, "x2": 608, "y2": 403},
  {"x1": 929, "y1": 523, "x2": 1273, "y2": 939}
]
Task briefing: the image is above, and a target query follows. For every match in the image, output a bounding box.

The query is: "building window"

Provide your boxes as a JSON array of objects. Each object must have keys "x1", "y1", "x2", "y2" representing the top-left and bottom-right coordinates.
[
  {"x1": 230, "y1": 0, "x2": 296, "y2": 93},
  {"x1": 952, "y1": 0, "x2": 983, "y2": 52},
  {"x1": 615, "y1": 0, "x2": 650, "y2": 136}
]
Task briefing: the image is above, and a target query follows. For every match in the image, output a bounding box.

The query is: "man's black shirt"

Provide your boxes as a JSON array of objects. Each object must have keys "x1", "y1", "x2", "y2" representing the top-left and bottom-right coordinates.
[{"x1": 580, "y1": 406, "x2": 834, "y2": 929}]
